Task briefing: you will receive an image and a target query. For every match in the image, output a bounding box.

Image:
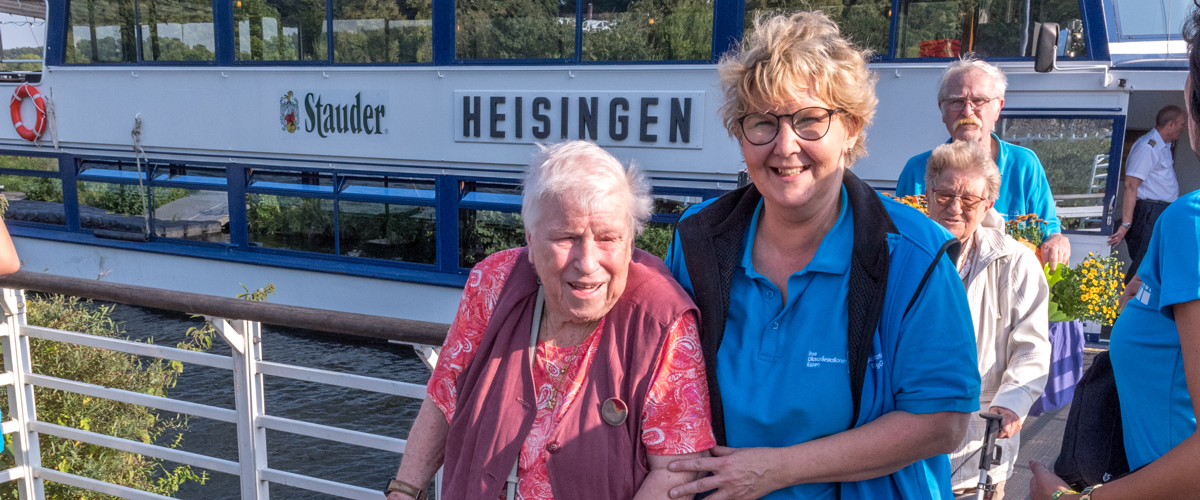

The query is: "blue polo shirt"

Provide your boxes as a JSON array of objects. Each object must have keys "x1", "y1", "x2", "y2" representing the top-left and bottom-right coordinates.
[
  {"x1": 666, "y1": 188, "x2": 980, "y2": 500},
  {"x1": 1110, "y1": 190, "x2": 1200, "y2": 470},
  {"x1": 896, "y1": 134, "x2": 1062, "y2": 236}
]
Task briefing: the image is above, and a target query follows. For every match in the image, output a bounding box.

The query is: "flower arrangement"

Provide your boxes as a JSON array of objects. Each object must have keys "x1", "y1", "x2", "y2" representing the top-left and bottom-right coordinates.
[
  {"x1": 886, "y1": 193, "x2": 928, "y2": 214},
  {"x1": 1043, "y1": 252, "x2": 1125, "y2": 326},
  {"x1": 1005, "y1": 214, "x2": 1046, "y2": 248}
]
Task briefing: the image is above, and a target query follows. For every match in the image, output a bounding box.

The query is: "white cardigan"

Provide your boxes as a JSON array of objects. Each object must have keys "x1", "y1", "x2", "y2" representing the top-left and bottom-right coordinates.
[{"x1": 948, "y1": 209, "x2": 1052, "y2": 490}]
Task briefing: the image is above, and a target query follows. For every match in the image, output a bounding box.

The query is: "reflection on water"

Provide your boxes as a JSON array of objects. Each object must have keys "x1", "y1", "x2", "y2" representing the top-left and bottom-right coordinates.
[{"x1": 102, "y1": 303, "x2": 429, "y2": 499}]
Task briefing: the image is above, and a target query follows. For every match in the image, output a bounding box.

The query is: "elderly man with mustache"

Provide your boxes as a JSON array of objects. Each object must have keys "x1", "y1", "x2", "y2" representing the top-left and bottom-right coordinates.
[{"x1": 895, "y1": 57, "x2": 1070, "y2": 268}]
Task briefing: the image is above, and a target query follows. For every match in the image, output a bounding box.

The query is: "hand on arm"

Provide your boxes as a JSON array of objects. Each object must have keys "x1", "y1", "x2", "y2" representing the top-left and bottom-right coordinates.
[
  {"x1": 1029, "y1": 299, "x2": 1200, "y2": 500},
  {"x1": 633, "y1": 450, "x2": 710, "y2": 500},
  {"x1": 1108, "y1": 177, "x2": 1141, "y2": 247},
  {"x1": 388, "y1": 399, "x2": 449, "y2": 500},
  {"x1": 1040, "y1": 234, "x2": 1071, "y2": 271},
  {"x1": 666, "y1": 410, "x2": 968, "y2": 500}
]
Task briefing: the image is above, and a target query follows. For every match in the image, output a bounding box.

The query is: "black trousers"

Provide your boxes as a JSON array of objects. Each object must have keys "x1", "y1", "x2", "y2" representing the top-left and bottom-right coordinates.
[{"x1": 1125, "y1": 199, "x2": 1171, "y2": 284}]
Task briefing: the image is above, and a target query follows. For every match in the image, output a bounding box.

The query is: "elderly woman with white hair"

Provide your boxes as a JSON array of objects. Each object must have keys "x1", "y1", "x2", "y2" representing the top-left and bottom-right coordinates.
[
  {"x1": 924, "y1": 140, "x2": 1051, "y2": 499},
  {"x1": 384, "y1": 140, "x2": 714, "y2": 500}
]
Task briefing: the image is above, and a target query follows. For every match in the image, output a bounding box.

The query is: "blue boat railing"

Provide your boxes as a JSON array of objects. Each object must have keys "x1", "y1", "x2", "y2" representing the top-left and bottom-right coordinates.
[{"x1": 0, "y1": 271, "x2": 450, "y2": 500}]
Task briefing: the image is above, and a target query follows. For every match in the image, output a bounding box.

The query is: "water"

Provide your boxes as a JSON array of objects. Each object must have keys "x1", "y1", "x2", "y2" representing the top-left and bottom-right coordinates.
[{"x1": 95, "y1": 302, "x2": 432, "y2": 500}]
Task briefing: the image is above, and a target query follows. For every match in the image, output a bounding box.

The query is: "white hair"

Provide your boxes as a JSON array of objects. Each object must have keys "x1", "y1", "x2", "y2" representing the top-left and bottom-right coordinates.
[
  {"x1": 521, "y1": 141, "x2": 653, "y2": 237},
  {"x1": 937, "y1": 55, "x2": 1008, "y2": 102}
]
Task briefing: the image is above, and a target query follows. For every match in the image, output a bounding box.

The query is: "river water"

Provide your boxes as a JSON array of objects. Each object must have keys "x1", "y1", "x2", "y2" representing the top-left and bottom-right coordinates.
[{"x1": 99, "y1": 302, "x2": 432, "y2": 500}]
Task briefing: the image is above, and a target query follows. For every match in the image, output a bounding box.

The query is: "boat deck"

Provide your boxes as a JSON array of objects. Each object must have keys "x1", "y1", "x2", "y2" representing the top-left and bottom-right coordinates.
[{"x1": 1005, "y1": 346, "x2": 1102, "y2": 499}]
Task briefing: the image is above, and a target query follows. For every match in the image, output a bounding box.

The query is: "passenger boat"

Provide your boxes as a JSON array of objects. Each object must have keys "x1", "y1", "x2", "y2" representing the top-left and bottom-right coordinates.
[{"x1": 0, "y1": 0, "x2": 1192, "y2": 325}]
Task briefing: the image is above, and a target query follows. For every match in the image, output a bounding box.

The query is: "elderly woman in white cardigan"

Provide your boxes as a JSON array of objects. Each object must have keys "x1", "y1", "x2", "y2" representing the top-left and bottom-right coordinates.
[{"x1": 924, "y1": 140, "x2": 1052, "y2": 499}]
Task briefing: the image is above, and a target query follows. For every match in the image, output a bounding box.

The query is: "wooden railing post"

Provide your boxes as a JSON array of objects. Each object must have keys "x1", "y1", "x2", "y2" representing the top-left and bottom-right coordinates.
[
  {"x1": 212, "y1": 317, "x2": 269, "y2": 500},
  {"x1": 1, "y1": 289, "x2": 45, "y2": 500}
]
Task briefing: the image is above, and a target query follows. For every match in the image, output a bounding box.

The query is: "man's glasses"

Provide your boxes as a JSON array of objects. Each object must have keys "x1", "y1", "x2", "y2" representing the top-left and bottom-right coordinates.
[
  {"x1": 738, "y1": 107, "x2": 845, "y2": 146},
  {"x1": 940, "y1": 96, "x2": 998, "y2": 112},
  {"x1": 931, "y1": 190, "x2": 987, "y2": 211}
]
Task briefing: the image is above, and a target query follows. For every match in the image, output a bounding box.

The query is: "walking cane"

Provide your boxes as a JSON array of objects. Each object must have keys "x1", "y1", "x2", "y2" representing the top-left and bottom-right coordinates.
[{"x1": 975, "y1": 412, "x2": 1005, "y2": 500}]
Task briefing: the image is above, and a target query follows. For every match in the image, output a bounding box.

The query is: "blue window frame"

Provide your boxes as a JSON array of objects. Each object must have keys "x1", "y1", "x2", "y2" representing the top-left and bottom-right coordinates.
[{"x1": 3, "y1": 151, "x2": 727, "y2": 287}]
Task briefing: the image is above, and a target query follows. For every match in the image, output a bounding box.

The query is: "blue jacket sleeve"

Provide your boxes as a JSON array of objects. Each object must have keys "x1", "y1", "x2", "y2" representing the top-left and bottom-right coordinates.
[{"x1": 1027, "y1": 156, "x2": 1063, "y2": 235}]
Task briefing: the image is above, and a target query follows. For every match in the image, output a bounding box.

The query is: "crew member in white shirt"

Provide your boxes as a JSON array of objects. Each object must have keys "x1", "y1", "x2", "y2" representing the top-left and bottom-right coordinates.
[{"x1": 1108, "y1": 105, "x2": 1185, "y2": 282}]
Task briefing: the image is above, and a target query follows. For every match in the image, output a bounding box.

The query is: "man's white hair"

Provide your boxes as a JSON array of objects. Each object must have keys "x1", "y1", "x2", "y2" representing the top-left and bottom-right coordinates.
[
  {"x1": 521, "y1": 141, "x2": 653, "y2": 237},
  {"x1": 937, "y1": 55, "x2": 1008, "y2": 102}
]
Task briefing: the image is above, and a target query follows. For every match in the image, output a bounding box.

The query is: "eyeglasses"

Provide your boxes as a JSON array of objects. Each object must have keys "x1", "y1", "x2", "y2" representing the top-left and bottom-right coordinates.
[
  {"x1": 738, "y1": 107, "x2": 845, "y2": 146},
  {"x1": 940, "y1": 96, "x2": 998, "y2": 112},
  {"x1": 931, "y1": 190, "x2": 987, "y2": 211}
]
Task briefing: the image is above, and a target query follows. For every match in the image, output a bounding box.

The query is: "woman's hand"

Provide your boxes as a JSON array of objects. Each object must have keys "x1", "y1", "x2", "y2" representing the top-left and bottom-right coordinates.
[
  {"x1": 1029, "y1": 461, "x2": 1074, "y2": 500},
  {"x1": 666, "y1": 445, "x2": 783, "y2": 500}
]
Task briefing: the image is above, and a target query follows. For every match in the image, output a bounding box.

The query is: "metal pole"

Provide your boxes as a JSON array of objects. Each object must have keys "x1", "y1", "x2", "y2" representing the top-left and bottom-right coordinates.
[
  {"x1": 215, "y1": 318, "x2": 270, "y2": 499},
  {"x1": 1, "y1": 289, "x2": 45, "y2": 500}
]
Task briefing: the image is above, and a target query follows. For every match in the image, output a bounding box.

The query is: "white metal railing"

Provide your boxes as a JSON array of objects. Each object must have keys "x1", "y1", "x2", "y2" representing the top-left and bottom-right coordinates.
[{"x1": 0, "y1": 287, "x2": 441, "y2": 500}]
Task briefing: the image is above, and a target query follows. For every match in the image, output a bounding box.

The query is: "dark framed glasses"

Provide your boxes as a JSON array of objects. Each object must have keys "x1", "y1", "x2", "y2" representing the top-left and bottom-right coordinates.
[
  {"x1": 738, "y1": 107, "x2": 845, "y2": 146},
  {"x1": 931, "y1": 190, "x2": 987, "y2": 211}
]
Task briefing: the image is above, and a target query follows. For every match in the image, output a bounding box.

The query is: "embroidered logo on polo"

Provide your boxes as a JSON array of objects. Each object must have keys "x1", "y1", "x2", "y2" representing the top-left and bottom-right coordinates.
[{"x1": 806, "y1": 351, "x2": 848, "y2": 368}]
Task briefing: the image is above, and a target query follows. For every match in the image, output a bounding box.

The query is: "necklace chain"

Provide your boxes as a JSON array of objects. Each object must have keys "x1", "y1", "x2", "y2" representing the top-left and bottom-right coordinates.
[{"x1": 541, "y1": 320, "x2": 598, "y2": 410}]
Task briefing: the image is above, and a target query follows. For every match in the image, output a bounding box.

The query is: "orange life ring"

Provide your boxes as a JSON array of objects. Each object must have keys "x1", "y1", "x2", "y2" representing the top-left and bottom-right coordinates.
[{"x1": 10, "y1": 84, "x2": 46, "y2": 142}]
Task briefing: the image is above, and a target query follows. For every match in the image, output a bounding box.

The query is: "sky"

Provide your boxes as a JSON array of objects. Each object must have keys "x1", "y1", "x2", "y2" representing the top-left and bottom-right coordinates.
[{"x1": 0, "y1": 13, "x2": 45, "y2": 51}]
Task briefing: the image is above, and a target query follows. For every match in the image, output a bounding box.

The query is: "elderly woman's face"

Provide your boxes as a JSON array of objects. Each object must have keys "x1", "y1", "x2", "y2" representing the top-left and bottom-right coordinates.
[
  {"x1": 927, "y1": 170, "x2": 995, "y2": 243},
  {"x1": 527, "y1": 195, "x2": 632, "y2": 325},
  {"x1": 741, "y1": 87, "x2": 858, "y2": 214}
]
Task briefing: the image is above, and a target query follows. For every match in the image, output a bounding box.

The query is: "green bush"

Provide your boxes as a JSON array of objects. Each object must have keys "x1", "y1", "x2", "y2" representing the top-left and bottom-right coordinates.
[{"x1": 0, "y1": 295, "x2": 211, "y2": 499}]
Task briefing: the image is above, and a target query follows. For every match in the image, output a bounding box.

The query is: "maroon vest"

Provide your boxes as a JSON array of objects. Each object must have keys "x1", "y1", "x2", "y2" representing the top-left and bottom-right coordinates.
[{"x1": 441, "y1": 248, "x2": 698, "y2": 500}]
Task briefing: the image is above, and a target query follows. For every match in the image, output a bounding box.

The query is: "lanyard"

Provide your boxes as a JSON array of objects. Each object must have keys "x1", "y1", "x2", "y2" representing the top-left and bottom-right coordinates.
[{"x1": 507, "y1": 285, "x2": 546, "y2": 500}]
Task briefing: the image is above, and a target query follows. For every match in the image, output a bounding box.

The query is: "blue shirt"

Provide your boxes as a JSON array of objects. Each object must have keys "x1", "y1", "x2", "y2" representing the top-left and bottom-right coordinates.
[
  {"x1": 666, "y1": 188, "x2": 980, "y2": 500},
  {"x1": 896, "y1": 134, "x2": 1063, "y2": 236},
  {"x1": 1110, "y1": 190, "x2": 1200, "y2": 470}
]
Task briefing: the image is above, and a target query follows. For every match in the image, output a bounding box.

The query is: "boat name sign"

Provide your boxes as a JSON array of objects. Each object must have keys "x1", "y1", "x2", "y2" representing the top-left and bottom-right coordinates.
[{"x1": 454, "y1": 91, "x2": 705, "y2": 149}]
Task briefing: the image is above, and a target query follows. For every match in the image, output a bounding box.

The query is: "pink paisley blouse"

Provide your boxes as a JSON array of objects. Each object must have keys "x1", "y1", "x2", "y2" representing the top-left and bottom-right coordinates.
[{"x1": 428, "y1": 248, "x2": 715, "y2": 500}]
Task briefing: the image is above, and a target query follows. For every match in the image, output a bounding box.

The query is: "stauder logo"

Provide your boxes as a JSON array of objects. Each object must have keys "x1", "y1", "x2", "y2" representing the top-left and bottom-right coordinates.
[
  {"x1": 289, "y1": 91, "x2": 387, "y2": 138},
  {"x1": 280, "y1": 91, "x2": 299, "y2": 133}
]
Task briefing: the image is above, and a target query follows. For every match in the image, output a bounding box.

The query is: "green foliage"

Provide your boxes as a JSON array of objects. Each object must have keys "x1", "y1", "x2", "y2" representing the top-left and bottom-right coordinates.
[
  {"x1": 1043, "y1": 263, "x2": 1071, "y2": 322},
  {"x1": 745, "y1": 0, "x2": 891, "y2": 55},
  {"x1": 0, "y1": 294, "x2": 211, "y2": 499},
  {"x1": 894, "y1": 0, "x2": 1083, "y2": 58},
  {"x1": 237, "y1": 283, "x2": 277, "y2": 302},
  {"x1": 338, "y1": 204, "x2": 437, "y2": 263},
  {"x1": 234, "y1": 0, "x2": 327, "y2": 61},
  {"x1": 330, "y1": 0, "x2": 434, "y2": 63},
  {"x1": 459, "y1": 209, "x2": 524, "y2": 267},
  {"x1": 634, "y1": 222, "x2": 674, "y2": 259},
  {"x1": 0, "y1": 51, "x2": 42, "y2": 72},
  {"x1": 0, "y1": 176, "x2": 63, "y2": 204},
  {"x1": 76, "y1": 183, "x2": 189, "y2": 216},
  {"x1": 456, "y1": 0, "x2": 576, "y2": 59}
]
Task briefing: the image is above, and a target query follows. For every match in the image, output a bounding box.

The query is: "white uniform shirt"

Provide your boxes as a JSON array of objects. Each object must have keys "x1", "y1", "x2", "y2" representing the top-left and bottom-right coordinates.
[{"x1": 1125, "y1": 128, "x2": 1180, "y2": 203}]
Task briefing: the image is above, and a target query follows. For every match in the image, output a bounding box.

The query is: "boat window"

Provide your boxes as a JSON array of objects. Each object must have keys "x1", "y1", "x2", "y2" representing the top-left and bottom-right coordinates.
[
  {"x1": 997, "y1": 117, "x2": 1117, "y2": 232},
  {"x1": 152, "y1": 164, "x2": 227, "y2": 186},
  {"x1": 1, "y1": 5, "x2": 46, "y2": 73},
  {"x1": 341, "y1": 175, "x2": 435, "y2": 199},
  {"x1": 248, "y1": 169, "x2": 335, "y2": 193},
  {"x1": 459, "y1": 180, "x2": 522, "y2": 205},
  {"x1": 247, "y1": 193, "x2": 336, "y2": 253},
  {"x1": 456, "y1": 0, "x2": 576, "y2": 60},
  {"x1": 138, "y1": 0, "x2": 216, "y2": 61},
  {"x1": 896, "y1": 0, "x2": 1086, "y2": 59},
  {"x1": 458, "y1": 179, "x2": 522, "y2": 267},
  {"x1": 332, "y1": 0, "x2": 433, "y2": 63},
  {"x1": 743, "y1": 0, "x2": 891, "y2": 56},
  {"x1": 580, "y1": 0, "x2": 713, "y2": 61},
  {"x1": 339, "y1": 200, "x2": 436, "y2": 263},
  {"x1": 1114, "y1": 0, "x2": 1196, "y2": 39},
  {"x1": 234, "y1": 0, "x2": 326, "y2": 61},
  {"x1": 77, "y1": 181, "x2": 151, "y2": 233},
  {"x1": 66, "y1": 0, "x2": 139, "y2": 63},
  {"x1": 0, "y1": 155, "x2": 63, "y2": 226}
]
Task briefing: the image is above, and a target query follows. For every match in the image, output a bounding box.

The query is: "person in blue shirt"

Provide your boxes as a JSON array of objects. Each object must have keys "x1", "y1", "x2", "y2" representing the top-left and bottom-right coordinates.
[
  {"x1": 662, "y1": 12, "x2": 980, "y2": 500},
  {"x1": 1029, "y1": 11, "x2": 1200, "y2": 498},
  {"x1": 894, "y1": 57, "x2": 1071, "y2": 269}
]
